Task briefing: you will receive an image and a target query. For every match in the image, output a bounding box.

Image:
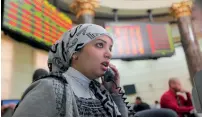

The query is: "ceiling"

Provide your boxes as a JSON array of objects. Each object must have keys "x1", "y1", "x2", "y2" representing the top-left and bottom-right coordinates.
[
  {"x1": 48, "y1": 0, "x2": 187, "y2": 24},
  {"x1": 61, "y1": 0, "x2": 185, "y2": 16}
]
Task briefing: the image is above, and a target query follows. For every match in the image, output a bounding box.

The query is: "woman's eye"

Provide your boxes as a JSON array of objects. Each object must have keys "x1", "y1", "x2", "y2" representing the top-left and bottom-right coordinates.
[{"x1": 96, "y1": 43, "x2": 103, "y2": 48}]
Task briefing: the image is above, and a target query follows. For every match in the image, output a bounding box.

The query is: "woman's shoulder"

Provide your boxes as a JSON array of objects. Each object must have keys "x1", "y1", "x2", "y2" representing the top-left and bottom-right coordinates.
[
  {"x1": 23, "y1": 76, "x2": 71, "y2": 98},
  {"x1": 35, "y1": 73, "x2": 68, "y2": 85},
  {"x1": 13, "y1": 77, "x2": 73, "y2": 117},
  {"x1": 34, "y1": 76, "x2": 71, "y2": 90}
]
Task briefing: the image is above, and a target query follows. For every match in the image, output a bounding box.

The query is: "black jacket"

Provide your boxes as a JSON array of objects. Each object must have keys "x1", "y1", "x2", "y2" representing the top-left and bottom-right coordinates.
[{"x1": 133, "y1": 102, "x2": 150, "y2": 112}]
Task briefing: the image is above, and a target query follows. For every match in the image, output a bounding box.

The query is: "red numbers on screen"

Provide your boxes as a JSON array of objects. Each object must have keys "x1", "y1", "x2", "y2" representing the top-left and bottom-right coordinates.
[
  {"x1": 122, "y1": 27, "x2": 130, "y2": 54},
  {"x1": 135, "y1": 27, "x2": 144, "y2": 54},
  {"x1": 115, "y1": 27, "x2": 123, "y2": 55},
  {"x1": 147, "y1": 24, "x2": 170, "y2": 54},
  {"x1": 5, "y1": 0, "x2": 72, "y2": 45},
  {"x1": 8, "y1": 2, "x2": 18, "y2": 27},
  {"x1": 111, "y1": 26, "x2": 144, "y2": 56}
]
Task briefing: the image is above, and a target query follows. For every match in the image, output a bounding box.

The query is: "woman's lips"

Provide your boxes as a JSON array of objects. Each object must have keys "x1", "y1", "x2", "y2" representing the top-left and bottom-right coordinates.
[{"x1": 101, "y1": 64, "x2": 108, "y2": 71}]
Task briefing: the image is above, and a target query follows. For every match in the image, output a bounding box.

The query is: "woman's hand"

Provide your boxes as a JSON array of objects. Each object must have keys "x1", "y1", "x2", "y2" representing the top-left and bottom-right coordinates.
[{"x1": 102, "y1": 63, "x2": 120, "y2": 94}]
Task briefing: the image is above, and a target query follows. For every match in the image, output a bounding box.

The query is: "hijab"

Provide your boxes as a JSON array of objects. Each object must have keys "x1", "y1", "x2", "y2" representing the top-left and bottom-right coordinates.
[{"x1": 48, "y1": 24, "x2": 114, "y2": 73}]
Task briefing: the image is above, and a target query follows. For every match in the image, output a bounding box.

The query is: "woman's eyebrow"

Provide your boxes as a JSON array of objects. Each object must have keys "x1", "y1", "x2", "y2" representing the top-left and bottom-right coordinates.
[
  {"x1": 96, "y1": 39, "x2": 107, "y2": 44},
  {"x1": 96, "y1": 39, "x2": 113, "y2": 47}
]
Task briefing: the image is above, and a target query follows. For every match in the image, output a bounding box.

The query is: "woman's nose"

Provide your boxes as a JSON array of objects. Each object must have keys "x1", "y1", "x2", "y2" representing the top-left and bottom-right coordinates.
[{"x1": 104, "y1": 50, "x2": 112, "y2": 59}]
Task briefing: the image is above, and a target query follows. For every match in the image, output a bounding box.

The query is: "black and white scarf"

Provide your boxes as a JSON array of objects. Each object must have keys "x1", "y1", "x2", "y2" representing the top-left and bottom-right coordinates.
[{"x1": 89, "y1": 80, "x2": 121, "y2": 117}]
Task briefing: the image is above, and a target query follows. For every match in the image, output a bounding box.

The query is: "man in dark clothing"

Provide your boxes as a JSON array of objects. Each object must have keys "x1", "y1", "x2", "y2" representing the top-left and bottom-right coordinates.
[
  {"x1": 32, "y1": 68, "x2": 48, "y2": 82},
  {"x1": 160, "y1": 78, "x2": 193, "y2": 117},
  {"x1": 133, "y1": 96, "x2": 150, "y2": 112}
]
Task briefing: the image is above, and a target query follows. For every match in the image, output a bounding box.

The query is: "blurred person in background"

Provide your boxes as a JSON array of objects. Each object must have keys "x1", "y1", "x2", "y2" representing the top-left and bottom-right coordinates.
[
  {"x1": 133, "y1": 96, "x2": 150, "y2": 112},
  {"x1": 32, "y1": 68, "x2": 48, "y2": 82},
  {"x1": 1, "y1": 103, "x2": 16, "y2": 117},
  {"x1": 160, "y1": 78, "x2": 193, "y2": 116},
  {"x1": 151, "y1": 100, "x2": 161, "y2": 109}
]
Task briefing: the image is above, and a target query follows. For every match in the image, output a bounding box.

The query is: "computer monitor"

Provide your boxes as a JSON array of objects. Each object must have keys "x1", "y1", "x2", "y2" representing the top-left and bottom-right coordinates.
[
  {"x1": 1, "y1": 99, "x2": 20, "y2": 106},
  {"x1": 123, "y1": 84, "x2": 137, "y2": 95}
]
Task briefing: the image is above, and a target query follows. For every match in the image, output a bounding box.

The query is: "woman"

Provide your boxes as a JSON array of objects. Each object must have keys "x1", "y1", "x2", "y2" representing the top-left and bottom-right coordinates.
[{"x1": 13, "y1": 24, "x2": 128, "y2": 117}]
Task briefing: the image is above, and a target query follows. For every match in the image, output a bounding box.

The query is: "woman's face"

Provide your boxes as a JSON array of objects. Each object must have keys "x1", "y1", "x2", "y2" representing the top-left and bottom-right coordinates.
[{"x1": 73, "y1": 35, "x2": 113, "y2": 79}]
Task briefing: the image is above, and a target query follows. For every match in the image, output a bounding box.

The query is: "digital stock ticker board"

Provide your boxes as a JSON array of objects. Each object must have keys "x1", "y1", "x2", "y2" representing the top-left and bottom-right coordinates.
[
  {"x1": 105, "y1": 22, "x2": 175, "y2": 60},
  {"x1": 2, "y1": 0, "x2": 72, "y2": 48}
]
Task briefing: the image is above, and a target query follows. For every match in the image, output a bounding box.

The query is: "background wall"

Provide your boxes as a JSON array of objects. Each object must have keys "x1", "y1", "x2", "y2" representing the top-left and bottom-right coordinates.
[{"x1": 1, "y1": 32, "x2": 48, "y2": 99}]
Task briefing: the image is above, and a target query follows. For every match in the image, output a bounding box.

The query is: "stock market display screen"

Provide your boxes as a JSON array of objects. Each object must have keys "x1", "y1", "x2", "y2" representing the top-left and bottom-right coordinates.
[
  {"x1": 2, "y1": 0, "x2": 72, "y2": 47},
  {"x1": 105, "y1": 22, "x2": 175, "y2": 60}
]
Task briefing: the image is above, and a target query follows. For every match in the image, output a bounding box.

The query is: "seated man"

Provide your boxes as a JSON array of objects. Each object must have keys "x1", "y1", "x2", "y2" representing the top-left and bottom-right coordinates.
[
  {"x1": 160, "y1": 78, "x2": 193, "y2": 117},
  {"x1": 133, "y1": 96, "x2": 150, "y2": 112},
  {"x1": 32, "y1": 68, "x2": 48, "y2": 82},
  {"x1": 132, "y1": 97, "x2": 177, "y2": 117}
]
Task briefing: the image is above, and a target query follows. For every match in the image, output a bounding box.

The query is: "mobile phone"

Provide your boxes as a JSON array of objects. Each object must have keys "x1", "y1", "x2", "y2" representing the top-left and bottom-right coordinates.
[{"x1": 103, "y1": 67, "x2": 115, "y2": 82}]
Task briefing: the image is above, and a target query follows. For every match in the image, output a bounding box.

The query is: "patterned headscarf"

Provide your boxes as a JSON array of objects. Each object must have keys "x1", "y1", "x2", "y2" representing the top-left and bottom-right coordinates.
[{"x1": 48, "y1": 24, "x2": 114, "y2": 73}]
